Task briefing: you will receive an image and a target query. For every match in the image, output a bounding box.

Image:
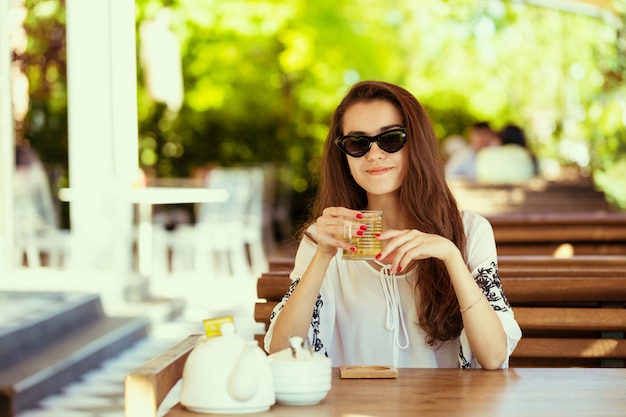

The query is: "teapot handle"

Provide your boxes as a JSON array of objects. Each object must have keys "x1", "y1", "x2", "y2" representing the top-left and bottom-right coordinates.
[{"x1": 227, "y1": 341, "x2": 259, "y2": 401}]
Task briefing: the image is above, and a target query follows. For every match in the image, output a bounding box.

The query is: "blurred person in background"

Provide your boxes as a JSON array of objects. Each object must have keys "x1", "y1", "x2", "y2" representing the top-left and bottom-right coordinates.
[
  {"x1": 476, "y1": 124, "x2": 537, "y2": 184},
  {"x1": 443, "y1": 134, "x2": 473, "y2": 178},
  {"x1": 446, "y1": 122, "x2": 500, "y2": 182}
]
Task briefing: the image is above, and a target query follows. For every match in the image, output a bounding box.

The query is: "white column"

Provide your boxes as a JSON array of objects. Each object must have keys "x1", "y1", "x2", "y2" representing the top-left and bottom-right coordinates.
[
  {"x1": 66, "y1": 0, "x2": 138, "y2": 275},
  {"x1": 0, "y1": 0, "x2": 16, "y2": 271}
]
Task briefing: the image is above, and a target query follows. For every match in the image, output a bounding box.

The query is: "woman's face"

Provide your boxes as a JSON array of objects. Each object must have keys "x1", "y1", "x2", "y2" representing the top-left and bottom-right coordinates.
[{"x1": 341, "y1": 100, "x2": 408, "y2": 198}]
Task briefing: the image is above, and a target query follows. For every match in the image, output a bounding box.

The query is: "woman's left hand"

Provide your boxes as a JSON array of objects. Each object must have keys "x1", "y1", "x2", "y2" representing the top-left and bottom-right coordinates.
[{"x1": 376, "y1": 229, "x2": 459, "y2": 273}]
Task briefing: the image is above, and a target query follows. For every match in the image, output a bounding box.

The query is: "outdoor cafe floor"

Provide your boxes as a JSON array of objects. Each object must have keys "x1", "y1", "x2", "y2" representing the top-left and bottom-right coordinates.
[{"x1": 15, "y1": 318, "x2": 195, "y2": 417}]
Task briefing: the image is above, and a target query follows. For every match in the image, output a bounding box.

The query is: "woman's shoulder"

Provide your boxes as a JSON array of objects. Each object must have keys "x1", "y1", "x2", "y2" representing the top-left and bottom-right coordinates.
[
  {"x1": 461, "y1": 210, "x2": 488, "y2": 225},
  {"x1": 302, "y1": 223, "x2": 319, "y2": 245},
  {"x1": 461, "y1": 210, "x2": 494, "y2": 234}
]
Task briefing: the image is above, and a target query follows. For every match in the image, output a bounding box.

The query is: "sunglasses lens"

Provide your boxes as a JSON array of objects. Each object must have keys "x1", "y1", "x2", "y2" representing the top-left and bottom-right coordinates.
[
  {"x1": 341, "y1": 137, "x2": 370, "y2": 157},
  {"x1": 379, "y1": 130, "x2": 407, "y2": 153},
  {"x1": 336, "y1": 129, "x2": 407, "y2": 157}
]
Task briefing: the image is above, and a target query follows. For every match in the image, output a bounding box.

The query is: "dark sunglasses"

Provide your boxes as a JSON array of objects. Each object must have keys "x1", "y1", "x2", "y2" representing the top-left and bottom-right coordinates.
[{"x1": 335, "y1": 128, "x2": 408, "y2": 158}]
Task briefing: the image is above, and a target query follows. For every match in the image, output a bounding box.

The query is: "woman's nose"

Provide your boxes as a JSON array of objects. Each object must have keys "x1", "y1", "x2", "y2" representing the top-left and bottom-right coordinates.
[{"x1": 367, "y1": 142, "x2": 386, "y2": 160}]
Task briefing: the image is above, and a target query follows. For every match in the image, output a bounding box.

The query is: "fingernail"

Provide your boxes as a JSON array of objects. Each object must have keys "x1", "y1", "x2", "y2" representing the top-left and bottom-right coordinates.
[
  {"x1": 375, "y1": 253, "x2": 382, "y2": 260},
  {"x1": 375, "y1": 233, "x2": 381, "y2": 238},
  {"x1": 360, "y1": 225, "x2": 368, "y2": 231},
  {"x1": 356, "y1": 230, "x2": 364, "y2": 236},
  {"x1": 350, "y1": 247, "x2": 356, "y2": 252},
  {"x1": 356, "y1": 213, "x2": 364, "y2": 219},
  {"x1": 397, "y1": 266, "x2": 402, "y2": 273}
]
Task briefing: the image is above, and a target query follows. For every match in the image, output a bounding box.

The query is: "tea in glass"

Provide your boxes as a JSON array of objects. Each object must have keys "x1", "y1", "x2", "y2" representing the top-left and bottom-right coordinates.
[{"x1": 342, "y1": 210, "x2": 383, "y2": 260}]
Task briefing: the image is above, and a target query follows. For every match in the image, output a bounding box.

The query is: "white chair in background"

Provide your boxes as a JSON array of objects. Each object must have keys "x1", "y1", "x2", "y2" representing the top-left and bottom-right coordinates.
[
  {"x1": 13, "y1": 162, "x2": 70, "y2": 269},
  {"x1": 194, "y1": 167, "x2": 253, "y2": 278},
  {"x1": 166, "y1": 165, "x2": 272, "y2": 279},
  {"x1": 243, "y1": 166, "x2": 269, "y2": 277}
]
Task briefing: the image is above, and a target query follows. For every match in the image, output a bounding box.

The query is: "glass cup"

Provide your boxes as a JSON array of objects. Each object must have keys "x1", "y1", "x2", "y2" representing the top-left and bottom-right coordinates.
[{"x1": 342, "y1": 210, "x2": 383, "y2": 260}]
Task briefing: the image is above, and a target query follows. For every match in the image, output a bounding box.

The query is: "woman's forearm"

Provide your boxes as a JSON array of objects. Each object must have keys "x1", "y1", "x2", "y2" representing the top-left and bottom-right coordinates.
[
  {"x1": 268, "y1": 250, "x2": 333, "y2": 354},
  {"x1": 444, "y1": 249, "x2": 508, "y2": 369}
]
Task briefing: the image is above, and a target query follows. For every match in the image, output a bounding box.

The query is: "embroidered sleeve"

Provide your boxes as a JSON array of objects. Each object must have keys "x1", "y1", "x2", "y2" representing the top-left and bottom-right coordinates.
[
  {"x1": 267, "y1": 277, "x2": 329, "y2": 357},
  {"x1": 474, "y1": 261, "x2": 511, "y2": 312},
  {"x1": 269, "y1": 278, "x2": 300, "y2": 323},
  {"x1": 310, "y1": 294, "x2": 327, "y2": 355}
]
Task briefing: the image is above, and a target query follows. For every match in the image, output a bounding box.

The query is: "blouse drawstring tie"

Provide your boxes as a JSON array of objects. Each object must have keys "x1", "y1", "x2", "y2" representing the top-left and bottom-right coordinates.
[{"x1": 377, "y1": 262, "x2": 409, "y2": 367}]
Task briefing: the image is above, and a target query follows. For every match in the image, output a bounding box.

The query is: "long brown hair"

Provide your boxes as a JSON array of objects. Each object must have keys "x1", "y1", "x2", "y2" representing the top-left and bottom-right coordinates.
[{"x1": 307, "y1": 80, "x2": 467, "y2": 345}]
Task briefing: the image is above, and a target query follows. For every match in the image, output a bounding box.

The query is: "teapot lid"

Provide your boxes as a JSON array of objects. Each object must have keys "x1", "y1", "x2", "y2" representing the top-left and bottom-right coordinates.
[
  {"x1": 219, "y1": 322, "x2": 236, "y2": 336},
  {"x1": 269, "y1": 336, "x2": 328, "y2": 363}
]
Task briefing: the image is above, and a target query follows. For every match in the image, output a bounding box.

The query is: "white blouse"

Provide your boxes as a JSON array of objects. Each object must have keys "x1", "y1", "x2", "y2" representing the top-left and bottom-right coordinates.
[{"x1": 264, "y1": 210, "x2": 522, "y2": 368}]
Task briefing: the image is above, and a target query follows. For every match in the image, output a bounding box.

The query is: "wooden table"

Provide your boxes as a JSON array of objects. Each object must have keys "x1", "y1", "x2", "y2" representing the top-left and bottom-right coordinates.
[{"x1": 163, "y1": 367, "x2": 626, "y2": 417}]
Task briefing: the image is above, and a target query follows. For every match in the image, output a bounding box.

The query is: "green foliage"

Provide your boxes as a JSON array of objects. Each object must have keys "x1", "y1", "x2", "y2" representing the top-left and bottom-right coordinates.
[
  {"x1": 16, "y1": 0, "x2": 626, "y2": 222},
  {"x1": 17, "y1": 0, "x2": 67, "y2": 166}
]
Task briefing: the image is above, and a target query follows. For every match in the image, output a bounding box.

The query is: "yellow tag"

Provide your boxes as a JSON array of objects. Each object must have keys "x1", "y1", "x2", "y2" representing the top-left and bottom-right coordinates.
[{"x1": 202, "y1": 316, "x2": 235, "y2": 338}]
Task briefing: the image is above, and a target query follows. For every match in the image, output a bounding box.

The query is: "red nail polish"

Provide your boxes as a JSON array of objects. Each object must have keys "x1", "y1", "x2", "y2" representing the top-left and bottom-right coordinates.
[
  {"x1": 356, "y1": 213, "x2": 364, "y2": 219},
  {"x1": 356, "y1": 230, "x2": 364, "y2": 236},
  {"x1": 360, "y1": 225, "x2": 368, "y2": 231},
  {"x1": 375, "y1": 233, "x2": 381, "y2": 238},
  {"x1": 397, "y1": 266, "x2": 402, "y2": 273},
  {"x1": 350, "y1": 247, "x2": 356, "y2": 252},
  {"x1": 375, "y1": 253, "x2": 382, "y2": 260}
]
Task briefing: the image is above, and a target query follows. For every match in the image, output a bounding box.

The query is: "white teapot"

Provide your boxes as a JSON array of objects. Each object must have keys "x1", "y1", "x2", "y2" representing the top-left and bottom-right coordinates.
[{"x1": 180, "y1": 322, "x2": 275, "y2": 414}]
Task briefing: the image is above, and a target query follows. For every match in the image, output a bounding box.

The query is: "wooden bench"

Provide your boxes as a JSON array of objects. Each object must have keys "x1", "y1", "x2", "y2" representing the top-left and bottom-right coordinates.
[
  {"x1": 487, "y1": 212, "x2": 626, "y2": 256},
  {"x1": 449, "y1": 179, "x2": 616, "y2": 215},
  {"x1": 255, "y1": 256, "x2": 626, "y2": 367}
]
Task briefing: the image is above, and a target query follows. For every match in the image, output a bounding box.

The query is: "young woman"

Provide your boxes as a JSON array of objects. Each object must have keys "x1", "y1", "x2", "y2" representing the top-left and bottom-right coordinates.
[{"x1": 265, "y1": 81, "x2": 521, "y2": 369}]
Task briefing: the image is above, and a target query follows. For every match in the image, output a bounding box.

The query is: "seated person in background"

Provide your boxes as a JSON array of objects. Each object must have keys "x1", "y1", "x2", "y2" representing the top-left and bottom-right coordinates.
[
  {"x1": 476, "y1": 123, "x2": 536, "y2": 184},
  {"x1": 446, "y1": 122, "x2": 500, "y2": 182},
  {"x1": 443, "y1": 134, "x2": 473, "y2": 178},
  {"x1": 499, "y1": 124, "x2": 539, "y2": 176}
]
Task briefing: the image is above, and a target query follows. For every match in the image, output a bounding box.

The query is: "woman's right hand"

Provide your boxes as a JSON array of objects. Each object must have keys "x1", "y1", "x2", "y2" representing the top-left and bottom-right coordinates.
[
  {"x1": 315, "y1": 207, "x2": 367, "y2": 258},
  {"x1": 269, "y1": 206, "x2": 365, "y2": 354}
]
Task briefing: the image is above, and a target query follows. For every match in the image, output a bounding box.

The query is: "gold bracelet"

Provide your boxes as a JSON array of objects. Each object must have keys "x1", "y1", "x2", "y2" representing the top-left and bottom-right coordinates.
[{"x1": 460, "y1": 293, "x2": 485, "y2": 314}]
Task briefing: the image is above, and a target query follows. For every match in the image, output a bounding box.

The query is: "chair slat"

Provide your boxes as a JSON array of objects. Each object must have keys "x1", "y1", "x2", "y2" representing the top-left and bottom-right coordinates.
[
  {"x1": 257, "y1": 274, "x2": 291, "y2": 300},
  {"x1": 513, "y1": 338, "x2": 626, "y2": 359},
  {"x1": 514, "y1": 307, "x2": 626, "y2": 331},
  {"x1": 254, "y1": 302, "x2": 279, "y2": 326},
  {"x1": 503, "y1": 277, "x2": 626, "y2": 303},
  {"x1": 500, "y1": 268, "x2": 626, "y2": 278},
  {"x1": 498, "y1": 255, "x2": 626, "y2": 268}
]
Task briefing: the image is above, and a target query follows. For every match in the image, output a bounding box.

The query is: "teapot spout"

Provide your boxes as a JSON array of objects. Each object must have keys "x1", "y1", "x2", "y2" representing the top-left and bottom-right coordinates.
[{"x1": 227, "y1": 341, "x2": 260, "y2": 401}]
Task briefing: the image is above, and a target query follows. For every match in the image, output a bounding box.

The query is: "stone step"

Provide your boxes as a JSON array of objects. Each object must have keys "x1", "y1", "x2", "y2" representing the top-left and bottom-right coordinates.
[
  {"x1": 0, "y1": 292, "x2": 105, "y2": 366},
  {"x1": 0, "y1": 291, "x2": 149, "y2": 416}
]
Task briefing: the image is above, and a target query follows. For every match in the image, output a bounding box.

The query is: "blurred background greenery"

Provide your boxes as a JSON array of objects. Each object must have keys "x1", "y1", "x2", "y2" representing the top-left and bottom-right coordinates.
[{"x1": 13, "y1": 0, "x2": 626, "y2": 233}]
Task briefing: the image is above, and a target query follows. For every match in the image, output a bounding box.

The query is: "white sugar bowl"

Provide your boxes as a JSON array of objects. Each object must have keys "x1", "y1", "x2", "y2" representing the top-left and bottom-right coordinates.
[{"x1": 268, "y1": 336, "x2": 332, "y2": 406}]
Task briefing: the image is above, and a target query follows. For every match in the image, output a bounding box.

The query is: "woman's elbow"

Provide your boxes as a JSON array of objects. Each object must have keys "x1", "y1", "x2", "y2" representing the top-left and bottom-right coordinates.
[
  {"x1": 478, "y1": 347, "x2": 508, "y2": 370},
  {"x1": 480, "y1": 358, "x2": 506, "y2": 370}
]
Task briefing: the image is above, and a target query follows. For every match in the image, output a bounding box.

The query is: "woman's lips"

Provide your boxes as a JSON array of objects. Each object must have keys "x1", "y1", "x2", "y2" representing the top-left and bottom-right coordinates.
[{"x1": 367, "y1": 166, "x2": 393, "y2": 175}]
